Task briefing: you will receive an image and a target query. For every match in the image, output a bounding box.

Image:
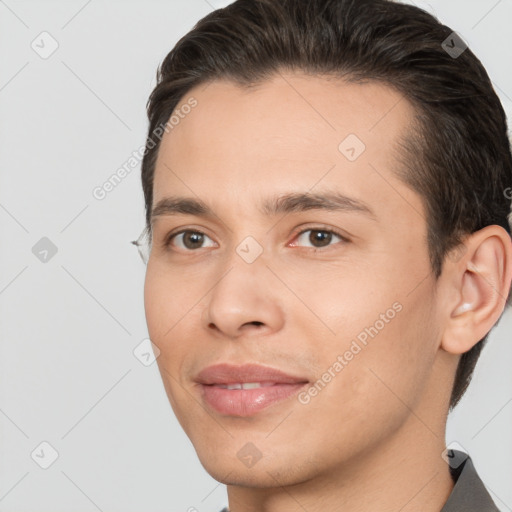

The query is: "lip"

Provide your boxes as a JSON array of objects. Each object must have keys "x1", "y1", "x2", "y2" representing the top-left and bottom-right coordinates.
[
  {"x1": 195, "y1": 363, "x2": 309, "y2": 417},
  {"x1": 196, "y1": 363, "x2": 308, "y2": 385}
]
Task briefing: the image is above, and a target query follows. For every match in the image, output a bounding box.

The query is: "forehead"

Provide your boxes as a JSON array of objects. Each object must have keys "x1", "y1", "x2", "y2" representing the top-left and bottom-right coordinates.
[
  {"x1": 153, "y1": 72, "x2": 419, "y2": 220},
  {"x1": 162, "y1": 73, "x2": 412, "y2": 147}
]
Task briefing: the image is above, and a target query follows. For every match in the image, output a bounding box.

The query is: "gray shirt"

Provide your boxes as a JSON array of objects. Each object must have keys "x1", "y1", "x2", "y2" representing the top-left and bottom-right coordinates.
[{"x1": 219, "y1": 449, "x2": 499, "y2": 512}]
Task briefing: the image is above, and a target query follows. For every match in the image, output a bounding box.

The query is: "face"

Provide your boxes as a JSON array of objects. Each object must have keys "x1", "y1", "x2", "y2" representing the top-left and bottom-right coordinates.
[{"x1": 143, "y1": 73, "x2": 450, "y2": 487}]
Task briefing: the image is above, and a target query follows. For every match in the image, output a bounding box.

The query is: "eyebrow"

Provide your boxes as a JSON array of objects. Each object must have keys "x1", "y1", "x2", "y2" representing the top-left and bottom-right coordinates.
[{"x1": 150, "y1": 191, "x2": 376, "y2": 223}]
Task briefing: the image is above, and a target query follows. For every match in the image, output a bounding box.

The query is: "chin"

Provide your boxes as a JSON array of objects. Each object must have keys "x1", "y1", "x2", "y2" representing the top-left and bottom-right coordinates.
[
  {"x1": 192, "y1": 439, "x2": 319, "y2": 489},
  {"x1": 197, "y1": 456, "x2": 298, "y2": 488}
]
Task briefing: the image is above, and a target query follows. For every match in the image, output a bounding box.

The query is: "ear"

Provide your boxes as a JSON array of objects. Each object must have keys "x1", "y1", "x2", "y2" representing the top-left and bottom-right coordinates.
[{"x1": 441, "y1": 225, "x2": 512, "y2": 355}]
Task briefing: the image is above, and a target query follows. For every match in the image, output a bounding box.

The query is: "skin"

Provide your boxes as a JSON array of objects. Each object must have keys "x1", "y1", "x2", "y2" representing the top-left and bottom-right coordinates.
[{"x1": 143, "y1": 72, "x2": 512, "y2": 512}]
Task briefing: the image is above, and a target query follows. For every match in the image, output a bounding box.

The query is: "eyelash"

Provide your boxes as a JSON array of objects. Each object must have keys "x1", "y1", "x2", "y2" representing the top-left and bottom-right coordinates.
[{"x1": 162, "y1": 226, "x2": 350, "y2": 252}]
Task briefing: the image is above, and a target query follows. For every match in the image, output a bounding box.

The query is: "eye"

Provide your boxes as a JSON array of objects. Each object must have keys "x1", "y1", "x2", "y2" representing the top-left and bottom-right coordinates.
[
  {"x1": 162, "y1": 226, "x2": 349, "y2": 253},
  {"x1": 291, "y1": 227, "x2": 348, "y2": 249},
  {"x1": 164, "y1": 230, "x2": 216, "y2": 251}
]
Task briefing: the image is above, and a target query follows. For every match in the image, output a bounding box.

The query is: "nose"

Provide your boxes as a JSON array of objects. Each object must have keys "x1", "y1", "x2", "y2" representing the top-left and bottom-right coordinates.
[{"x1": 201, "y1": 258, "x2": 285, "y2": 340}]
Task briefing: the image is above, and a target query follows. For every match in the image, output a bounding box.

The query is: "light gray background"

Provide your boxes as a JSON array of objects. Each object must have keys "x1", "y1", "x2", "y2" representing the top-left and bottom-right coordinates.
[{"x1": 0, "y1": 1, "x2": 511, "y2": 511}]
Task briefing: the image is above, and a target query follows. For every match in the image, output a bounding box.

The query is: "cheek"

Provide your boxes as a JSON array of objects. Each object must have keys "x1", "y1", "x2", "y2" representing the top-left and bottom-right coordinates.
[
  {"x1": 143, "y1": 261, "x2": 197, "y2": 339},
  {"x1": 294, "y1": 251, "x2": 438, "y2": 413},
  {"x1": 144, "y1": 265, "x2": 199, "y2": 422},
  {"x1": 326, "y1": 287, "x2": 437, "y2": 416},
  {"x1": 143, "y1": 268, "x2": 166, "y2": 341},
  {"x1": 294, "y1": 300, "x2": 437, "y2": 467},
  {"x1": 143, "y1": 262, "x2": 211, "y2": 388},
  {"x1": 143, "y1": 265, "x2": 188, "y2": 387}
]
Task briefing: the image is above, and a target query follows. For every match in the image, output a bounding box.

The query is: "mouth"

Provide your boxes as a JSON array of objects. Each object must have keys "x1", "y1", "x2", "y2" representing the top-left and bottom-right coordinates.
[
  {"x1": 214, "y1": 381, "x2": 279, "y2": 389},
  {"x1": 195, "y1": 363, "x2": 309, "y2": 417}
]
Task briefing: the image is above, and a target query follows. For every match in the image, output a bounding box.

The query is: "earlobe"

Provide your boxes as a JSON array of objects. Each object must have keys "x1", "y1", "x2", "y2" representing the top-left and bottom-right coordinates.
[{"x1": 441, "y1": 225, "x2": 512, "y2": 355}]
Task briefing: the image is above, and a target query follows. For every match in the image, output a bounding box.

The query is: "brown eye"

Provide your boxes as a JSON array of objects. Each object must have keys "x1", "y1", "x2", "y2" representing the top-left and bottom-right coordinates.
[
  {"x1": 294, "y1": 228, "x2": 347, "y2": 249},
  {"x1": 181, "y1": 232, "x2": 205, "y2": 249},
  {"x1": 165, "y1": 230, "x2": 216, "y2": 251},
  {"x1": 309, "y1": 230, "x2": 333, "y2": 247}
]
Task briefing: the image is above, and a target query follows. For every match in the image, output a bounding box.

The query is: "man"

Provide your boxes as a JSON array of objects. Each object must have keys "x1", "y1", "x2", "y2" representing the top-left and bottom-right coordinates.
[{"x1": 135, "y1": 0, "x2": 512, "y2": 510}]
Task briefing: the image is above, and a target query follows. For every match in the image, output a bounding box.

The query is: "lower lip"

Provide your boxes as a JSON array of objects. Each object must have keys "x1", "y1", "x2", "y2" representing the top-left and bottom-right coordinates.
[{"x1": 200, "y1": 383, "x2": 308, "y2": 417}]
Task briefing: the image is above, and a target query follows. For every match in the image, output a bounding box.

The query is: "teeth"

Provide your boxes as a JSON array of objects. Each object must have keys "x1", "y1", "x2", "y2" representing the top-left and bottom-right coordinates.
[
  {"x1": 217, "y1": 382, "x2": 265, "y2": 389},
  {"x1": 241, "y1": 382, "x2": 262, "y2": 389}
]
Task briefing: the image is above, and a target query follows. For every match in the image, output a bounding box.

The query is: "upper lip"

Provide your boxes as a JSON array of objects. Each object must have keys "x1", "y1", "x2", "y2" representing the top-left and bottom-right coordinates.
[{"x1": 195, "y1": 363, "x2": 309, "y2": 385}]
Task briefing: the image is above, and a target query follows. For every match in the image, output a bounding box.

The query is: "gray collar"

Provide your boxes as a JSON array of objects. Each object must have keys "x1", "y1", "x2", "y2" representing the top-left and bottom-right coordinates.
[{"x1": 441, "y1": 449, "x2": 499, "y2": 511}]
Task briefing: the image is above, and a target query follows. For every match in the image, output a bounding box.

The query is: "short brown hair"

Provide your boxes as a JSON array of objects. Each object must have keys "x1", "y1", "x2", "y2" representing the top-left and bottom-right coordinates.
[{"x1": 140, "y1": 0, "x2": 512, "y2": 410}]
